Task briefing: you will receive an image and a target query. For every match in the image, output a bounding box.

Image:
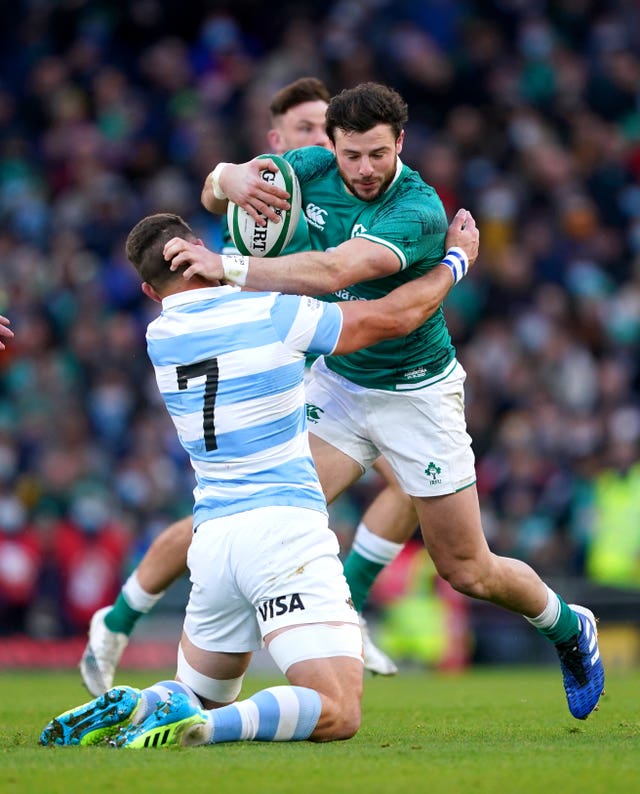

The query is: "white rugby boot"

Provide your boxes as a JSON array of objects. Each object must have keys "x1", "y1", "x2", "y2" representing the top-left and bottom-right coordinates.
[
  {"x1": 79, "y1": 606, "x2": 129, "y2": 696},
  {"x1": 360, "y1": 614, "x2": 398, "y2": 676}
]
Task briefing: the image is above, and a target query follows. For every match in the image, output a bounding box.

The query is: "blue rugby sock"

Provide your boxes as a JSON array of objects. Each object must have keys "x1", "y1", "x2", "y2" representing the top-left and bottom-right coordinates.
[{"x1": 208, "y1": 685, "x2": 322, "y2": 743}]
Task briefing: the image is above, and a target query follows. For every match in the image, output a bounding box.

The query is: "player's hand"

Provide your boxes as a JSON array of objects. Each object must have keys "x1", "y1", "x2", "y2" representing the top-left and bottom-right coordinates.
[
  {"x1": 445, "y1": 209, "x2": 479, "y2": 269},
  {"x1": 164, "y1": 238, "x2": 224, "y2": 282},
  {"x1": 0, "y1": 315, "x2": 13, "y2": 351},
  {"x1": 219, "y1": 159, "x2": 290, "y2": 226}
]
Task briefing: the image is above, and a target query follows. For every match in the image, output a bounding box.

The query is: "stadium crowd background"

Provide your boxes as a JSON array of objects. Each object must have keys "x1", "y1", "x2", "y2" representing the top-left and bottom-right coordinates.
[{"x1": 1, "y1": 0, "x2": 639, "y2": 656}]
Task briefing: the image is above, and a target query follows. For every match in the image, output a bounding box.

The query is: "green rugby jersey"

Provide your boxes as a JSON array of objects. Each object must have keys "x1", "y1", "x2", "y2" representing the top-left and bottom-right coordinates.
[{"x1": 283, "y1": 146, "x2": 455, "y2": 391}]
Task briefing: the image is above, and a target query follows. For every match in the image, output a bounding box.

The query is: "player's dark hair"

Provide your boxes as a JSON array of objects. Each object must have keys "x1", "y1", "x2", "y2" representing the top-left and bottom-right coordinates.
[
  {"x1": 269, "y1": 77, "x2": 330, "y2": 119},
  {"x1": 126, "y1": 213, "x2": 196, "y2": 290},
  {"x1": 325, "y1": 82, "x2": 408, "y2": 142}
]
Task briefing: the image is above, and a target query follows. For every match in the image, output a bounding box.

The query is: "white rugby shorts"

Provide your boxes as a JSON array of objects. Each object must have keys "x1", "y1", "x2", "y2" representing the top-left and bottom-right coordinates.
[
  {"x1": 305, "y1": 357, "x2": 476, "y2": 497},
  {"x1": 183, "y1": 505, "x2": 358, "y2": 653}
]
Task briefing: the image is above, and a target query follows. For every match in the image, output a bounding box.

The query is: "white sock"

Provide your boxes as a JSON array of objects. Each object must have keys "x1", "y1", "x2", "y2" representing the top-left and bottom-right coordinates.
[
  {"x1": 122, "y1": 571, "x2": 165, "y2": 614},
  {"x1": 351, "y1": 522, "x2": 404, "y2": 565},
  {"x1": 524, "y1": 585, "x2": 561, "y2": 629}
]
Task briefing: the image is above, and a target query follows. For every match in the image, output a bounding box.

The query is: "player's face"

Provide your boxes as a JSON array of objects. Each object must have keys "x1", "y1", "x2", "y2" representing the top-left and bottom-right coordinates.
[
  {"x1": 333, "y1": 124, "x2": 404, "y2": 202},
  {"x1": 271, "y1": 100, "x2": 330, "y2": 153}
]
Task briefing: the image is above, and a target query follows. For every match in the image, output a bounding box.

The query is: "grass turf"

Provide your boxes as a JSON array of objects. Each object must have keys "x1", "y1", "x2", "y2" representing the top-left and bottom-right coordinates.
[{"x1": 2, "y1": 666, "x2": 638, "y2": 794}]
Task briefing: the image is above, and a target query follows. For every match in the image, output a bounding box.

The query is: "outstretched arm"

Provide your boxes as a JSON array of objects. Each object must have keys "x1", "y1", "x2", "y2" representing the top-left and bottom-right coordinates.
[
  {"x1": 333, "y1": 263, "x2": 457, "y2": 354},
  {"x1": 165, "y1": 208, "x2": 478, "y2": 298},
  {"x1": 334, "y1": 211, "x2": 479, "y2": 354}
]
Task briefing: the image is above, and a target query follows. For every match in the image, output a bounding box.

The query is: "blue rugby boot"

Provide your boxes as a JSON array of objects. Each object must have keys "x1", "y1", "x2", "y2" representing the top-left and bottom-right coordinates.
[
  {"x1": 114, "y1": 692, "x2": 209, "y2": 749},
  {"x1": 556, "y1": 605, "x2": 605, "y2": 720},
  {"x1": 40, "y1": 686, "x2": 142, "y2": 746}
]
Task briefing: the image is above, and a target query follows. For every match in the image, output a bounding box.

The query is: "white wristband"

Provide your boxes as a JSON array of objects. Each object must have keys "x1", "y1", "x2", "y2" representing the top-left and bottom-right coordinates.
[
  {"x1": 441, "y1": 246, "x2": 469, "y2": 284},
  {"x1": 221, "y1": 254, "x2": 249, "y2": 286},
  {"x1": 209, "y1": 163, "x2": 230, "y2": 200}
]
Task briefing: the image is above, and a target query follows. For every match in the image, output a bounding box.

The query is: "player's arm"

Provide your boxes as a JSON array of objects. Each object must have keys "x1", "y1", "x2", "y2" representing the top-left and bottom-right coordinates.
[
  {"x1": 164, "y1": 208, "x2": 478, "y2": 297},
  {"x1": 0, "y1": 315, "x2": 13, "y2": 351},
  {"x1": 332, "y1": 220, "x2": 478, "y2": 355},
  {"x1": 333, "y1": 259, "x2": 470, "y2": 355},
  {"x1": 165, "y1": 236, "x2": 398, "y2": 294},
  {"x1": 201, "y1": 160, "x2": 290, "y2": 223}
]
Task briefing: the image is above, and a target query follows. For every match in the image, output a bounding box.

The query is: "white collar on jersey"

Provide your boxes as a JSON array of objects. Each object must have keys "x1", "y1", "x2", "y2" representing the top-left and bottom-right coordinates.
[
  {"x1": 161, "y1": 284, "x2": 240, "y2": 310},
  {"x1": 391, "y1": 157, "x2": 404, "y2": 186}
]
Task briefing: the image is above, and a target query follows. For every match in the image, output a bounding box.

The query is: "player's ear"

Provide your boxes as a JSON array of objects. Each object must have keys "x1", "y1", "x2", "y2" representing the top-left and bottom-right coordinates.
[
  {"x1": 141, "y1": 282, "x2": 161, "y2": 303},
  {"x1": 396, "y1": 130, "x2": 405, "y2": 154},
  {"x1": 267, "y1": 128, "x2": 281, "y2": 152}
]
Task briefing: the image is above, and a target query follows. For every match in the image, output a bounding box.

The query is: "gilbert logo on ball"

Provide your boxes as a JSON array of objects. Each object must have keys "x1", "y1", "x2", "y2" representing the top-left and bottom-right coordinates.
[{"x1": 227, "y1": 154, "x2": 302, "y2": 257}]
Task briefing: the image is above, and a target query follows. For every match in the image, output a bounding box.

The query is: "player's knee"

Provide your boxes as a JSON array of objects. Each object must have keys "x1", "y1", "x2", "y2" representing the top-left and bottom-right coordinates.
[
  {"x1": 312, "y1": 697, "x2": 361, "y2": 742},
  {"x1": 437, "y1": 561, "x2": 489, "y2": 599},
  {"x1": 268, "y1": 624, "x2": 364, "y2": 741},
  {"x1": 332, "y1": 703, "x2": 362, "y2": 740}
]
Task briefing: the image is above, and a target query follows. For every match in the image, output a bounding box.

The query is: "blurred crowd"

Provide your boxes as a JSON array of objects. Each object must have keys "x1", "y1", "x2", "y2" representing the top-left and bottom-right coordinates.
[{"x1": 1, "y1": 0, "x2": 640, "y2": 638}]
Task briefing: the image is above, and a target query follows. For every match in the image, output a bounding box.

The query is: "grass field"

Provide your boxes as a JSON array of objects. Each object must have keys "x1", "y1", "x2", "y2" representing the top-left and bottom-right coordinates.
[{"x1": 2, "y1": 666, "x2": 638, "y2": 794}]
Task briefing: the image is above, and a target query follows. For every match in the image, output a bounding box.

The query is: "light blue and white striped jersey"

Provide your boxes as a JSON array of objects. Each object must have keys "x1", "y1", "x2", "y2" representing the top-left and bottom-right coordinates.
[{"x1": 146, "y1": 286, "x2": 343, "y2": 526}]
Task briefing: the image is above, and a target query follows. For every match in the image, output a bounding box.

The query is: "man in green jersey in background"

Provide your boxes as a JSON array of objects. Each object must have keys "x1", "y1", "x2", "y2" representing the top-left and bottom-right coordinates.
[
  {"x1": 172, "y1": 81, "x2": 604, "y2": 722},
  {"x1": 80, "y1": 77, "x2": 417, "y2": 696}
]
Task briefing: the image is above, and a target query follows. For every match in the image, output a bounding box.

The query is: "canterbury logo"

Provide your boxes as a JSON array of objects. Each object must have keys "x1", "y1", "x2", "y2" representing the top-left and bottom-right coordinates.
[
  {"x1": 143, "y1": 728, "x2": 171, "y2": 747},
  {"x1": 305, "y1": 203, "x2": 328, "y2": 229},
  {"x1": 352, "y1": 223, "x2": 367, "y2": 237}
]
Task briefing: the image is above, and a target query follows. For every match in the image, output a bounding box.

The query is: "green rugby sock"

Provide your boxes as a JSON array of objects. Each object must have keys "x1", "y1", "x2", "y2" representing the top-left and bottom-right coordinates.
[
  {"x1": 343, "y1": 551, "x2": 385, "y2": 613},
  {"x1": 344, "y1": 522, "x2": 405, "y2": 612},
  {"x1": 538, "y1": 598, "x2": 581, "y2": 645},
  {"x1": 104, "y1": 593, "x2": 144, "y2": 636},
  {"x1": 526, "y1": 588, "x2": 581, "y2": 646}
]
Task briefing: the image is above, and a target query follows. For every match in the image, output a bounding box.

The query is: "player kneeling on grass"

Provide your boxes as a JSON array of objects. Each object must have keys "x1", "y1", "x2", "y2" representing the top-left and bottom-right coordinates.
[{"x1": 40, "y1": 209, "x2": 479, "y2": 748}]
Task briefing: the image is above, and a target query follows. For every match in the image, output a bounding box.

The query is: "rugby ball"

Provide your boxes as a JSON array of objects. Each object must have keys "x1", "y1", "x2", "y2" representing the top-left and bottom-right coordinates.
[{"x1": 227, "y1": 154, "x2": 301, "y2": 257}]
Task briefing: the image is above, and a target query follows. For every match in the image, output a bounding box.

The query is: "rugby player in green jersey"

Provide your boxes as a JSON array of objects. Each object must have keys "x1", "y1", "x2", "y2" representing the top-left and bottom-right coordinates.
[
  {"x1": 79, "y1": 78, "x2": 417, "y2": 697},
  {"x1": 40, "y1": 204, "x2": 476, "y2": 749},
  {"x1": 178, "y1": 81, "x2": 604, "y2": 721}
]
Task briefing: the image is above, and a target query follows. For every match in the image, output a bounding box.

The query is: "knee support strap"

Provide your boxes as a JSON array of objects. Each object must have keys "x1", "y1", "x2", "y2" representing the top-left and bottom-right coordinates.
[
  {"x1": 177, "y1": 644, "x2": 244, "y2": 703},
  {"x1": 267, "y1": 623, "x2": 363, "y2": 674}
]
